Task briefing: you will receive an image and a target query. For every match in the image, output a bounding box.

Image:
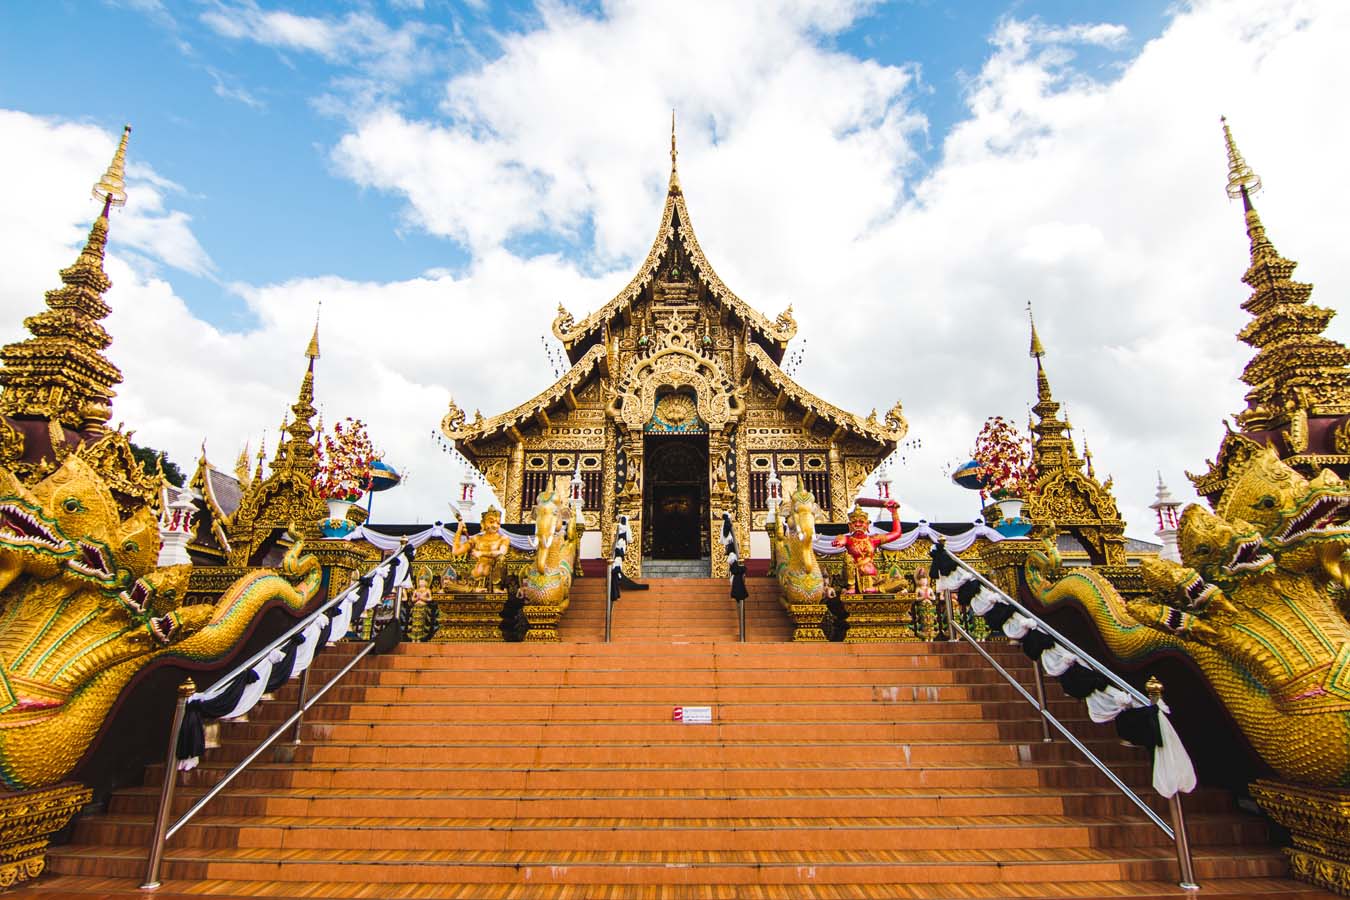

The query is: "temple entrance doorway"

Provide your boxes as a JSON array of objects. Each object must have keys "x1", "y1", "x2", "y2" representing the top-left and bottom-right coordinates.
[{"x1": 642, "y1": 434, "x2": 709, "y2": 560}]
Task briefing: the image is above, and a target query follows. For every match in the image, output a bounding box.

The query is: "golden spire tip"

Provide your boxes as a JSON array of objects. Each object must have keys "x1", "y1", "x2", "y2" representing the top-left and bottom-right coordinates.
[
  {"x1": 1027, "y1": 301, "x2": 1045, "y2": 359},
  {"x1": 1222, "y1": 115, "x2": 1262, "y2": 202},
  {"x1": 671, "y1": 109, "x2": 677, "y2": 169},
  {"x1": 91, "y1": 123, "x2": 131, "y2": 209},
  {"x1": 305, "y1": 303, "x2": 321, "y2": 360}
]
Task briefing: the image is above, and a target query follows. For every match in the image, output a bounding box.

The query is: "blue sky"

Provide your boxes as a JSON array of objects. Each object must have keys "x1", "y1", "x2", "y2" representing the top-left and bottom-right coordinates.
[
  {"x1": 2, "y1": 0, "x2": 1169, "y2": 329},
  {"x1": 0, "y1": 0, "x2": 1346, "y2": 529}
]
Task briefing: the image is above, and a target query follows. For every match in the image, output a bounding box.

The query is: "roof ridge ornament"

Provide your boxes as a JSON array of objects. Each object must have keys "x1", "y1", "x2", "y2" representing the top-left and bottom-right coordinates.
[{"x1": 669, "y1": 108, "x2": 681, "y2": 194}]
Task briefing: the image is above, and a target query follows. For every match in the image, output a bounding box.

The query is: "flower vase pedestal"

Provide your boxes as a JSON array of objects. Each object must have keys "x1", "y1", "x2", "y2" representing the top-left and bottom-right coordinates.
[
  {"x1": 321, "y1": 498, "x2": 359, "y2": 538},
  {"x1": 991, "y1": 497, "x2": 1033, "y2": 538}
]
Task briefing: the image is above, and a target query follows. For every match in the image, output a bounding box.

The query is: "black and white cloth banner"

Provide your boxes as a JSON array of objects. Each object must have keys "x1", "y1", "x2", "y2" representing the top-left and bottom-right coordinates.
[
  {"x1": 929, "y1": 543, "x2": 1197, "y2": 798},
  {"x1": 610, "y1": 515, "x2": 629, "y2": 603},
  {"x1": 721, "y1": 512, "x2": 748, "y2": 602},
  {"x1": 177, "y1": 543, "x2": 415, "y2": 771}
]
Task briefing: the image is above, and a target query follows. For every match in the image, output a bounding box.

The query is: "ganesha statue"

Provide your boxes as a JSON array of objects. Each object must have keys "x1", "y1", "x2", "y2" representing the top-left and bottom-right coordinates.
[
  {"x1": 767, "y1": 487, "x2": 833, "y2": 641},
  {"x1": 516, "y1": 485, "x2": 584, "y2": 641}
]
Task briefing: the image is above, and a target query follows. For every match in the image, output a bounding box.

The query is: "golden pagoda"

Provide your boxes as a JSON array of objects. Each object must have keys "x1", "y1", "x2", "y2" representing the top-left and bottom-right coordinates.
[
  {"x1": 1023, "y1": 308, "x2": 1126, "y2": 565},
  {"x1": 1189, "y1": 118, "x2": 1350, "y2": 503}
]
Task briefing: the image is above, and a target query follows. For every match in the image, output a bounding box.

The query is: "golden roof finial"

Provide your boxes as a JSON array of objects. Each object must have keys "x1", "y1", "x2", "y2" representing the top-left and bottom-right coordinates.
[
  {"x1": 254, "y1": 435, "x2": 266, "y2": 482},
  {"x1": 1222, "y1": 116, "x2": 1261, "y2": 201},
  {"x1": 668, "y1": 109, "x2": 681, "y2": 194},
  {"x1": 1221, "y1": 116, "x2": 1277, "y2": 264},
  {"x1": 1028, "y1": 301, "x2": 1045, "y2": 359},
  {"x1": 1082, "y1": 433, "x2": 1095, "y2": 479},
  {"x1": 92, "y1": 124, "x2": 131, "y2": 210},
  {"x1": 235, "y1": 443, "x2": 251, "y2": 487},
  {"x1": 306, "y1": 302, "x2": 321, "y2": 360}
]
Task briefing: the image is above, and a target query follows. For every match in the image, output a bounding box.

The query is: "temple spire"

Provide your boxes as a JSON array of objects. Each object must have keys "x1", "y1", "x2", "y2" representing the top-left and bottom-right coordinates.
[
  {"x1": 0, "y1": 125, "x2": 132, "y2": 432},
  {"x1": 1222, "y1": 116, "x2": 1276, "y2": 264},
  {"x1": 668, "y1": 109, "x2": 681, "y2": 194},
  {"x1": 1025, "y1": 303, "x2": 1080, "y2": 472},
  {"x1": 306, "y1": 303, "x2": 321, "y2": 360},
  {"x1": 92, "y1": 125, "x2": 131, "y2": 209},
  {"x1": 272, "y1": 324, "x2": 320, "y2": 477},
  {"x1": 1219, "y1": 117, "x2": 1350, "y2": 431}
]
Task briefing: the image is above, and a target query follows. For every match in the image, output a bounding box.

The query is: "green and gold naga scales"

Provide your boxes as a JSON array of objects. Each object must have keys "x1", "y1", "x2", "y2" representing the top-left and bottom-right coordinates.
[
  {"x1": 1028, "y1": 445, "x2": 1350, "y2": 786},
  {"x1": 0, "y1": 455, "x2": 321, "y2": 790}
]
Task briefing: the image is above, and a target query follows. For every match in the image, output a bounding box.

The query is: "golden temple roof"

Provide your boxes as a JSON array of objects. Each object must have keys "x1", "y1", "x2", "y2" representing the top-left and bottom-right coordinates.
[
  {"x1": 441, "y1": 343, "x2": 608, "y2": 443},
  {"x1": 743, "y1": 343, "x2": 905, "y2": 444},
  {"x1": 551, "y1": 142, "x2": 797, "y2": 359}
]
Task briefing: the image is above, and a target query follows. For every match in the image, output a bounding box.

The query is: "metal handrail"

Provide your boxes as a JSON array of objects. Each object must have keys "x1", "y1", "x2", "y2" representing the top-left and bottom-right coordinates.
[
  {"x1": 140, "y1": 642, "x2": 377, "y2": 889},
  {"x1": 938, "y1": 552, "x2": 1199, "y2": 890},
  {"x1": 947, "y1": 555, "x2": 1150, "y2": 705},
  {"x1": 140, "y1": 549, "x2": 410, "y2": 890},
  {"x1": 190, "y1": 549, "x2": 396, "y2": 702},
  {"x1": 946, "y1": 605, "x2": 1172, "y2": 834}
]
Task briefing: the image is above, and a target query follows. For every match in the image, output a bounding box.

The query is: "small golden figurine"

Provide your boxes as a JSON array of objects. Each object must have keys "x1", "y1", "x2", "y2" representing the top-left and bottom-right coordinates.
[
  {"x1": 452, "y1": 506, "x2": 511, "y2": 591},
  {"x1": 912, "y1": 564, "x2": 938, "y2": 641},
  {"x1": 407, "y1": 573, "x2": 434, "y2": 642},
  {"x1": 410, "y1": 573, "x2": 433, "y2": 606}
]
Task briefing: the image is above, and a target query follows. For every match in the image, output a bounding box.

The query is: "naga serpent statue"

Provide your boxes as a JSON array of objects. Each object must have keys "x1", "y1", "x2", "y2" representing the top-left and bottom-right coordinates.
[
  {"x1": 516, "y1": 487, "x2": 584, "y2": 640},
  {"x1": 1027, "y1": 445, "x2": 1350, "y2": 786},
  {"x1": 0, "y1": 456, "x2": 322, "y2": 790}
]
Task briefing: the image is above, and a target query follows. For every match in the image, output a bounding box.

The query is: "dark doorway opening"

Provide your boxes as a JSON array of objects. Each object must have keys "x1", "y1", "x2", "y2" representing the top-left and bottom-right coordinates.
[{"x1": 643, "y1": 435, "x2": 709, "y2": 559}]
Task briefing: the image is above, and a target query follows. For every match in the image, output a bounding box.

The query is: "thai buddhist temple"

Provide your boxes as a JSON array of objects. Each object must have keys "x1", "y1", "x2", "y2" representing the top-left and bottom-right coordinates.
[
  {"x1": 441, "y1": 122, "x2": 906, "y2": 577},
  {"x1": 2, "y1": 114, "x2": 1350, "y2": 900}
]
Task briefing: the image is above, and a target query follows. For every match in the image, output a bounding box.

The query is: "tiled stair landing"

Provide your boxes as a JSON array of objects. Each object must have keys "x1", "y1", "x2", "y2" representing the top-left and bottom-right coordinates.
[{"x1": 12, "y1": 577, "x2": 1330, "y2": 899}]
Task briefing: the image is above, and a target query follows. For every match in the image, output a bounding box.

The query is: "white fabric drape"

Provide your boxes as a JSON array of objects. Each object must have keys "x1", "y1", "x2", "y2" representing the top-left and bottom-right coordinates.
[
  {"x1": 1154, "y1": 701, "x2": 1199, "y2": 797},
  {"x1": 221, "y1": 648, "x2": 282, "y2": 719},
  {"x1": 347, "y1": 522, "x2": 536, "y2": 553},
  {"x1": 813, "y1": 520, "x2": 1005, "y2": 557}
]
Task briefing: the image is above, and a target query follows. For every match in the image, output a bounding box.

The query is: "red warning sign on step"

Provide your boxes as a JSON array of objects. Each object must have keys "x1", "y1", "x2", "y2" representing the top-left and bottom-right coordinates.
[{"x1": 672, "y1": 706, "x2": 712, "y2": 724}]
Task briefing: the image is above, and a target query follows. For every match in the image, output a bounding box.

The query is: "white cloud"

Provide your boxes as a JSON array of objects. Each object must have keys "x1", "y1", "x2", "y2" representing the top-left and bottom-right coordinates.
[
  {"x1": 200, "y1": 1, "x2": 442, "y2": 91},
  {"x1": 4, "y1": 0, "x2": 1350, "y2": 539}
]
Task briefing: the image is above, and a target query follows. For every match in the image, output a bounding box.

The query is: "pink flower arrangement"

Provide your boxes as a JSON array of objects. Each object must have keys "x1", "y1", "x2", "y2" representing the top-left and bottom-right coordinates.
[
  {"x1": 971, "y1": 415, "x2": 1037, "y2": 500},
  {"x1": 312, "y1": 417, "x2": 379, "y2": 502}
]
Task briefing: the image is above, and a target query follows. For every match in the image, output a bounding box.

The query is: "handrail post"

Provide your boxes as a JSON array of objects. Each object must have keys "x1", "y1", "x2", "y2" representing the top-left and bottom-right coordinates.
[
  {"x1": 738, "y1": 593, "x2": 746, "y2": 643},
  {"x1": 604, "y1": 560, "x2": 613, "y2": 643},
  {"x1": 290, "y1": 666, "x2": 312, "y2": 745},
  {"x1": 1148, "y1": 676, "x2": 1199, "y2": 890},
  {"x1": 944, "y1": 590, "x2": 955, "y2": 641},
  {"x1": 1032, "y1": 660, "x2": 1052, "y2": 742},
  {"x1": 140, "y1": 677, "x2": 196, "y2": 891}
]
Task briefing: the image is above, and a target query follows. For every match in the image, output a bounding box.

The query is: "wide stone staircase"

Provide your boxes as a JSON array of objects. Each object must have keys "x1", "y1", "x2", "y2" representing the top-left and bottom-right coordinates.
[{"x1": 13, "y1": 575, "x2": 1329, "y2": 898}]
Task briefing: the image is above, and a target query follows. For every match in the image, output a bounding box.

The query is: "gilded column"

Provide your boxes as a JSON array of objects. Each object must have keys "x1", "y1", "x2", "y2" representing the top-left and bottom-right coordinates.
[
  {"x1": 619, "y1": 428, "x2": 644, "y2": 576},
  {"x1": 507, "y1": 440, "x2": 525, "y2": 521}
]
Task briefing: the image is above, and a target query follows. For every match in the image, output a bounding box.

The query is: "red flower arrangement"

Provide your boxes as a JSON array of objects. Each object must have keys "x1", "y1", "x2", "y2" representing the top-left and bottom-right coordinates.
[
  {"x1": 971, "y1": 415, "x2": 1037, "y2": 500},
  {"x1": 312, "y1": 417, "x2": 379, "y2": 502}
]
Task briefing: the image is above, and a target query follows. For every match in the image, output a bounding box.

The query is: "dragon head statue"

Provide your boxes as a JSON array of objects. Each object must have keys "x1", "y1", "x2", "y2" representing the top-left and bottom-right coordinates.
[{"x1": 0, "y1": 456, "x2": 322, "y2": 790}]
